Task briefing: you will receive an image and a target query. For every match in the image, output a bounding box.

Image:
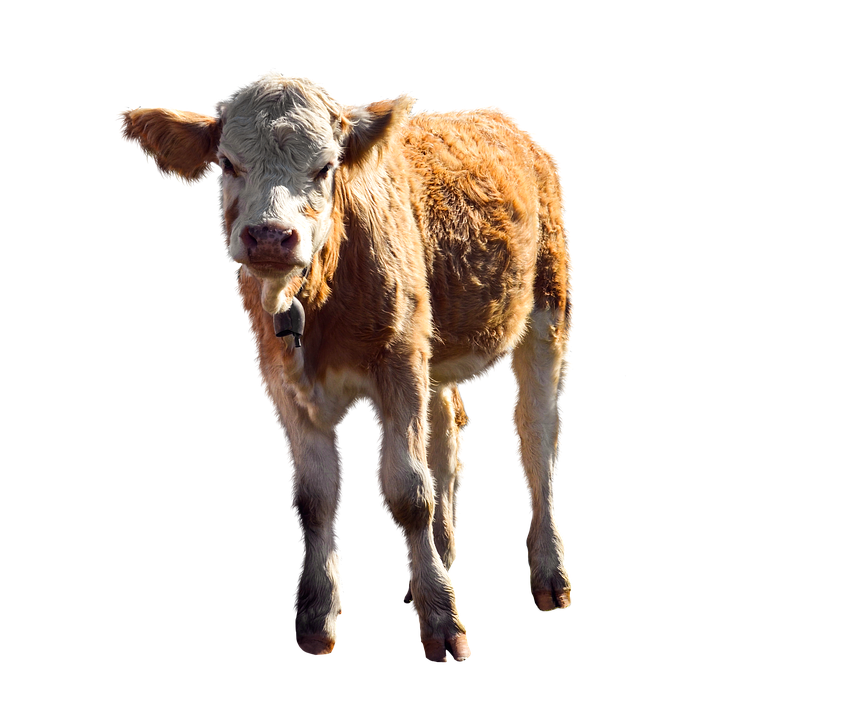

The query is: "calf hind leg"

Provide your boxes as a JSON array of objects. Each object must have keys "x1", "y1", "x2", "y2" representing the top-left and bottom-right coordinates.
[
  {"x1": 428, "y1": 385, "x2": 468, "y2": 570},
  {"x1": 512, "y1": 308, "x2": 571, "y2": 610}
]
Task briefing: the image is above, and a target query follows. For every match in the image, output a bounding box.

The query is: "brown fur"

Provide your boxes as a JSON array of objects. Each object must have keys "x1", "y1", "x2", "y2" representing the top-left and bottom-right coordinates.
[
  {"x1": 122, "y1": 109, "x2": 221, "y2": 181},
  {"x1": 236, "y1": 109, "x2": 569, "y2": 385}
]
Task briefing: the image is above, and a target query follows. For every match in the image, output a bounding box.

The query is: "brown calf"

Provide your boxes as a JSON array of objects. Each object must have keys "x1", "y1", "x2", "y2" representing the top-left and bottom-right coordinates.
[{"x1": 123, "y1": 75, "x2": 571, "y2": 662}]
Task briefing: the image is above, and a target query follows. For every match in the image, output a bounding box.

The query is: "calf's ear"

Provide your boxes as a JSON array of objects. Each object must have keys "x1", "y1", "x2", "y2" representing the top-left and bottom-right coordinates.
[
  {"x1": 341, "y1": 95, "x2": 414, "y2": 168},
  {"x1": 122, "y1": 108, "x2": 221, "y2": 181}
]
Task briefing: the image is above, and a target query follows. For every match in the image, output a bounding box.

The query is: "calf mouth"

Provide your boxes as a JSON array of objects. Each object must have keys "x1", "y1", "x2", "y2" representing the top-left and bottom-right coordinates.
[{"x1": 246, "y1": 260, "x2": 296, "y2": 276}]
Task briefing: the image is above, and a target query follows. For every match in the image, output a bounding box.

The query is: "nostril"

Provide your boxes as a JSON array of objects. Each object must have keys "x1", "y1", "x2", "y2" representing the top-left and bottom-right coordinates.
[
  {"x1": 240, "y1": 226, "x2": 258, "y2": 250},
  {"x1": 282, "y1": 228, "x2": 298, "y2": 247},
  {"x1": 273, "y1": 227, "x2": 294, "y2": 246}
]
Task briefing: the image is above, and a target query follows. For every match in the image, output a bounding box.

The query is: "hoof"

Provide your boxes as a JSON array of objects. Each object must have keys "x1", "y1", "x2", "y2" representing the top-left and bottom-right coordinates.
[
  {"x1": 297, "y1": 635, "x2": 335, "y2": 655},
  {"x1": 422, "y1": 634, "x2": 471, "y2": 662},
  {"x1": 533, "y1": 586, "x2": 571, "y2": 611}
]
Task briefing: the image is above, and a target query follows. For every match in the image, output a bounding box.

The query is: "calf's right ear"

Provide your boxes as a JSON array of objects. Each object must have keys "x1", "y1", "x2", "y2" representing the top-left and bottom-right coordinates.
[{"x1": 122, "y1": 108, "x2": 221, "y2": 181}]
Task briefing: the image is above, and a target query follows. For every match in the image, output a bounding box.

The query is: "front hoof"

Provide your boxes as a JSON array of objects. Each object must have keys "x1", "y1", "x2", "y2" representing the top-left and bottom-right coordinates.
[
  {"x1": 422, "y1": 633, "x2": 471, "y2": 662},
  {"x1": 297, "y1": 634, "x2": 336, "y2": 655},
  {"x1": 532, "y1": 584, "x2": 571, "y2": 611}
]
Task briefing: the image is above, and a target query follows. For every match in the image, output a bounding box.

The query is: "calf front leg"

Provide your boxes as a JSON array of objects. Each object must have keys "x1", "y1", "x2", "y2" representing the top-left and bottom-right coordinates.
[
  {"x1": 289, "y1": 432, "x2": 343, "y2": 655},
  {"x1": 376, "y1": 361, "x2": 470, "y2": 662}
]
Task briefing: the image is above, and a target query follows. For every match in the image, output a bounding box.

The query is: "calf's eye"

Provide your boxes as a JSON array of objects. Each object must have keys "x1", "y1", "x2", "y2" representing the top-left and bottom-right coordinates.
[
  {"x1": 220, "y1": 156, "x2": 238, "y2": 176},
  {"x1": 315, "y1": 162, "x2": 334, "y2": 182}
]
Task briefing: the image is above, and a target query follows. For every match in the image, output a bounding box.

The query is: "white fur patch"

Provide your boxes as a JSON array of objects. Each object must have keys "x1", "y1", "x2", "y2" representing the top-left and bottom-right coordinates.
[{"x1": 216, "y1": 75, "x2": 343, "y2": 281}]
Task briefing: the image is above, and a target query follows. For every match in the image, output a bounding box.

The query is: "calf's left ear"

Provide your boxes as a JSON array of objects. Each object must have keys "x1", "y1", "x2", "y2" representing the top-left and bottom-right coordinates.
[
  {"x1": 122, "y1": 108, "x2": 221, "y2": 181},
  {"x1": 341, "y1": 95, "x2": 414, "y2": 168}
]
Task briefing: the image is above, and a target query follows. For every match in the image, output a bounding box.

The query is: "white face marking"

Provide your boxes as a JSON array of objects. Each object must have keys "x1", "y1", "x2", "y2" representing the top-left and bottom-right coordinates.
[{"x1": 216, "y1": 76, "x2": 345, "y2": 313}]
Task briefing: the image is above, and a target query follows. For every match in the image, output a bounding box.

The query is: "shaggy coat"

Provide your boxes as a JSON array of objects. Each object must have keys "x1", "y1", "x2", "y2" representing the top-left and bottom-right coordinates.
[{"x1": 123, "y1": 75, "x2": 571, "y2": 662}]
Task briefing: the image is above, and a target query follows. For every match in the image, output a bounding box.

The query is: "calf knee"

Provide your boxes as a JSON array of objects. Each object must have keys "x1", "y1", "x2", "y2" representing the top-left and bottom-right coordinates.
[
  {"x1": 385, "y1": 471, "x2": 435, "y2": 532},
  {"x1": 294, "y1": 488, "x2": 335, "y2": 532}
]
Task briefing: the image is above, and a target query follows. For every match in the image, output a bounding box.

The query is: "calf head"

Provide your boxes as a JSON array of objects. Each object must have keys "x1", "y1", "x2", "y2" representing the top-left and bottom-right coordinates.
[{"x1": 123, "y1": 75, "x2": 412, "y2": 315}]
